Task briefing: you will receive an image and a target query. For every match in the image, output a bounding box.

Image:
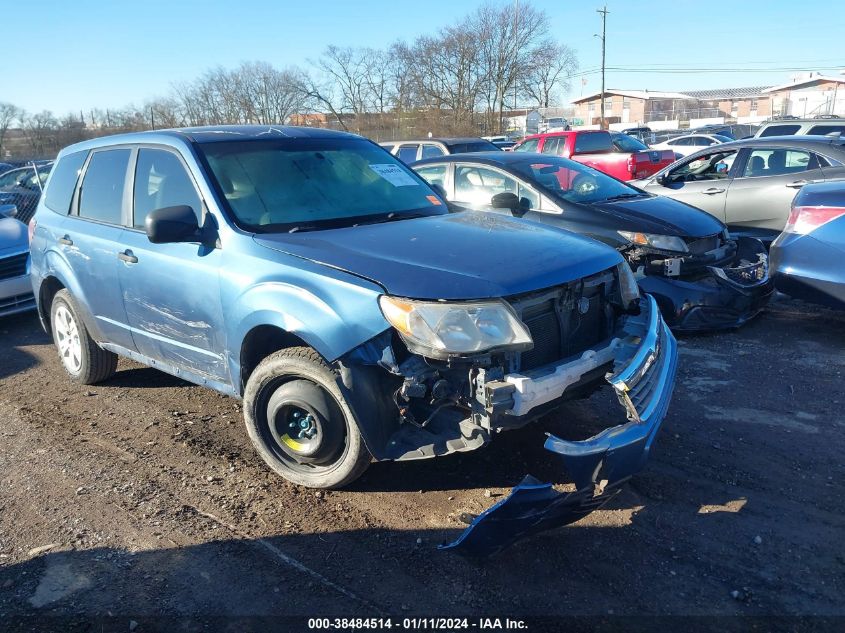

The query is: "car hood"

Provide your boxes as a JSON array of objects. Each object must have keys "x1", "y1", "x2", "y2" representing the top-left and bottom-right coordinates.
[
  {"x1": 0, "y1": 216, "x2": 28, "y2": 256},
  {"x1": 587, "y1": 194, "x2": 725, "y2": 238},
  {"x1": 253, "y1": 212, "x2": 623, "y2": 300}
]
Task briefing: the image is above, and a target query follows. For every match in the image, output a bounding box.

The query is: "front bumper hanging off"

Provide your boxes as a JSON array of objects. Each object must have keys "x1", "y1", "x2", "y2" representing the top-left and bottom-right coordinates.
[
  {"x1": 441, "y1": 294, "x2": 678, "y2": 557},
  {"x1": 639, "y1": 236, "x2": 774, "y2": 332}
]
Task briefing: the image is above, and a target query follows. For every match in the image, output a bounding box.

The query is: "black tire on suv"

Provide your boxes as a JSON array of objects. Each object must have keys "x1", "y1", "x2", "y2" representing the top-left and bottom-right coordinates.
[
  {"x1": 49, "y1": 289, "x2": 118, "y2": 384},
  {"x1": 243, "y1": 346, "x2": 372, "y2": 488}
]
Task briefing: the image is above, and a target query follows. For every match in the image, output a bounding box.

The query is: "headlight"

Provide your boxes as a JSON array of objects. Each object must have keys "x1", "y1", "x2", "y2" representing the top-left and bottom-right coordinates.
[
  {"x1": 616, "y1": 263, "x2": 640, "y2": 309},
  {"x1": 379, "y1": 296, "x2": 532, "y2": 359},
  {"x1": 618, "y1": 231, "x2": 688, "y2": 253}
]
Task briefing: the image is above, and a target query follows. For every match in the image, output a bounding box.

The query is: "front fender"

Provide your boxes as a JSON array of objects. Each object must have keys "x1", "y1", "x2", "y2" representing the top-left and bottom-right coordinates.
[{"x1": 226, "y1": 278, "x2": 389, "y2": 387}]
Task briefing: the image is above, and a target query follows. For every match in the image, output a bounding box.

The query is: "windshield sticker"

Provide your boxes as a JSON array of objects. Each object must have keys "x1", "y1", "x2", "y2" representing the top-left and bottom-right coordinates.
[
  {"x1": 369, "y1": 164, "x2": 419, "y2": 187},
  {"x1": 426, "y1": 195, "x2": 443, "y2": 205}
]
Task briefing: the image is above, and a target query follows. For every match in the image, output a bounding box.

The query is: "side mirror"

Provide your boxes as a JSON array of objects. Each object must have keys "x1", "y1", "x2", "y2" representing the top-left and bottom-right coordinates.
[
  {"x1": 0, "y1": 204, "x2": 18, "y2": 219},
  {"x1": 491, "y1": 192, "x2": 530, "y2": 217},
  {"x1": 145, "y1": 205, "x2": 200, "y2": 244}
]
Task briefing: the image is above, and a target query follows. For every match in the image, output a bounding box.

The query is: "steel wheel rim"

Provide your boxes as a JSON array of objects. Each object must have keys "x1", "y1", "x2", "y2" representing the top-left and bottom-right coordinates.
[
  {"x1": 259, "y1": 379, "x2": 350, "y2": 474},
  {"x1": 55, "y1": 305, "x2": 82, "y2": 373}
]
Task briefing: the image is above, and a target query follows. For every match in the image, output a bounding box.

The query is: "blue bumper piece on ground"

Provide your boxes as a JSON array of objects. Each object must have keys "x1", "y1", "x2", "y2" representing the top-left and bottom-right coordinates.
[{"x1": 440, "y1": 296, "x2": 678, "y2": 557}]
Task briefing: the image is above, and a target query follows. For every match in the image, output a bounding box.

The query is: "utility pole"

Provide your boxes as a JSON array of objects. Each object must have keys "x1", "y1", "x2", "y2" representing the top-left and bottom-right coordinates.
[{"x1": 596, "y1": 6, "x2": 609, "y2": 130}]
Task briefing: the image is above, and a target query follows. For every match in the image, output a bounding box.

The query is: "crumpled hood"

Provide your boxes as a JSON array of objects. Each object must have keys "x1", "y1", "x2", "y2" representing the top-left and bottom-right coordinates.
[
  {"x1": 588, "y1": 194, "x2": 725, "y2": 238},
  {"x1": 0, "y1": 216, "x2": 28, "y2": 256},
  {"x1": 254, "y1": 212, "x2": 623, "y2": 300}
]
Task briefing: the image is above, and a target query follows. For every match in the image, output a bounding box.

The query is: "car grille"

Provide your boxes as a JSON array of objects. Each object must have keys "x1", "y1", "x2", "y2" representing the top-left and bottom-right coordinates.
[
  {"x1": 624, "y1": 319, "x2": 674, "y2": 419},
  {"x1": 510, "y1": 269, "x2": 616, "y2": 372},
  {"x1": 685, "y1": 235, "x2": 720, "y2": 255},
  {"x1": 0, "y1": 252, "x2": 27, "y2": 280},
  {"x1": 0, "y1": 292, "x2": 35, "y2": 314}
]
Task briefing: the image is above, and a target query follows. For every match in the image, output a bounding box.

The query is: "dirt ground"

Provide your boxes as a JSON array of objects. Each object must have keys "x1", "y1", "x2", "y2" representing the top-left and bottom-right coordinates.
[{"x1": 0, "y1": 297, "x2": 843, "y2": 630}]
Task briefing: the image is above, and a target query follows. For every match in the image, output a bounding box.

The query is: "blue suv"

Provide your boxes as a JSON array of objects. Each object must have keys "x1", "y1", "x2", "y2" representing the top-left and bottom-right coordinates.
[{"x1": 30, "y1": 126, "x2": 676, "y2": 508}]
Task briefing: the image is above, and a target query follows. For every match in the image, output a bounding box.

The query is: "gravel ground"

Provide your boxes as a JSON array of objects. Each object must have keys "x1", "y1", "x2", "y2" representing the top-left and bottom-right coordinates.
[{"x1": 0, "y1": 298, "x2": 843, "y2": 630}]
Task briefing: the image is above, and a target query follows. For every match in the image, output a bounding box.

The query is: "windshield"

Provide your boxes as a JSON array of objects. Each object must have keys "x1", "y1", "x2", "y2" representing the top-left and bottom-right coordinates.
[
  {"x1": 199, "y1": 138, "x2": 445, "y2": 232},
  {"x1": 612, "y1": 133, "x2": 649, "y2": 152},
  {"x1": 509, "y1": 155, "x2": 646, "y2": 204},
  {"x1": 447, "y1": 140, "x2": 501, "y2": 153}
]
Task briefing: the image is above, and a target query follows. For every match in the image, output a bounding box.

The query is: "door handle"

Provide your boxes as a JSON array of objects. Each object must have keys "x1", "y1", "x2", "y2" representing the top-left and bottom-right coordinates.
[
  {"x1": 117, "y1": 250, "x2": 138, "y2": 264},
  {"x1": 786, "y1": 180, "x2": 808, "y2": 189},
  {"x1": 702, "y1": 187, "x2": 726, "y2": 195},
  {"x1": 57, "y1": 235, "x2": 73, "y2": 246}
]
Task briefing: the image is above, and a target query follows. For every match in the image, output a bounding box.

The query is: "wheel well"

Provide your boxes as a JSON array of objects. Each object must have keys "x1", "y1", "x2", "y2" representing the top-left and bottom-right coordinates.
[
  {"x1": 240, "y1": 325, "x2": 309, "y2": 393},
  {"x1": 38, "y1": 276, "x2": 65, "y2": 328}
]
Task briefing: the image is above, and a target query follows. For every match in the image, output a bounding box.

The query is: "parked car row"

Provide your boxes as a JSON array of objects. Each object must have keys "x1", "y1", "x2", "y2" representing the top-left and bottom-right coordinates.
[{"x1": 412, "y1": 151, "x2": 772, "y2": 331}]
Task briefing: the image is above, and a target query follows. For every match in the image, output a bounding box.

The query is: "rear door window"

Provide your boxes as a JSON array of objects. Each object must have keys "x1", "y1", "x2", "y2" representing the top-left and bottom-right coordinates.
[
  {"x1": 133, "y1": 149, "x2": 203, "y2": 229},
  {"x1": 741, "y1": 148, "x2": 819, "y2": 178},
  {"x1": 397, "y1": 145, "x2": 419, "y2": 163},
  {"x1": 541, "y1": 137, "x2": 564, "y2": 155},
  {"x1": 78, "y1": 149, "x2": 131, "y2": 225},
  {"x1": 44, "y1": 151, "x2": 88, "y2": 214}
]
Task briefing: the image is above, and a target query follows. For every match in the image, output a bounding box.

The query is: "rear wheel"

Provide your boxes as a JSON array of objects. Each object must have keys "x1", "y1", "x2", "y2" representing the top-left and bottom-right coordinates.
[
  {"x1": 243, "y1": 347, "x2": 371, "y2": 488},
  {"x1": 50, "y1": 289, "x2": 118, "y2": 384}
]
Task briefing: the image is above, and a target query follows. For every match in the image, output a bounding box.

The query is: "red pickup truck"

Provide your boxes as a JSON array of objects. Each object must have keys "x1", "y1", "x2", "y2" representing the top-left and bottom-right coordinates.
[{"x1": 513, "y1": 130, "x2": 675, "y2": 181}]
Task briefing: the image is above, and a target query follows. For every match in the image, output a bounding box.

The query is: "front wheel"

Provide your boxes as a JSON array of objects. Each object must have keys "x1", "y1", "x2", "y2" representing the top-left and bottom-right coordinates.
[{"x1": 243, "y1": 347, "x2": 371, "y2": 488}]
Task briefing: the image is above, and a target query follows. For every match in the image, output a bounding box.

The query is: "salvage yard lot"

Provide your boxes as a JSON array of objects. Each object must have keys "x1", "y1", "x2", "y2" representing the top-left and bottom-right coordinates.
[{"x1": 0, "y1": 298, "x2": 843, "y2": 623}]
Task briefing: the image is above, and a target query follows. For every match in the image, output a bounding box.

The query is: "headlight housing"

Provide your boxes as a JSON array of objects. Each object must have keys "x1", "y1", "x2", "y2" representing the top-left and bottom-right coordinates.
[
  {"x1": 379, "y1": 296, "x2": 532, "y2": 360},
  {"x1": 616, "y1": 263, "x2": 641, "y2": 310},
  {"x1": 618, "y1": 231, "x2": 688, "y2": 253}
]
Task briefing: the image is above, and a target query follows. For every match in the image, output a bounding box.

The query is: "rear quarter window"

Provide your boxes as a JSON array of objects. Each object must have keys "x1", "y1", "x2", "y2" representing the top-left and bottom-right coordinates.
[
  {"x1": 808, "y1": 124, "x2": 845, "y2": 136},
  {"x1": 43, "y1": 151, "x2": 88, "y2": 214}
]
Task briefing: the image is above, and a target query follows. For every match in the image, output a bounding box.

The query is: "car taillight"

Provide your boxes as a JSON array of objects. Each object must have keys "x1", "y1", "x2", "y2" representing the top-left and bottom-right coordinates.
[
  {"x1": 783, "y1": 205, "x2": 845, "y2": 235},
  {"x1": 28, "y1": 218, "x2": 36, "y2": 244},
  {"x1": 627, "y1": 154, "x2": 636, "y2": 174}
]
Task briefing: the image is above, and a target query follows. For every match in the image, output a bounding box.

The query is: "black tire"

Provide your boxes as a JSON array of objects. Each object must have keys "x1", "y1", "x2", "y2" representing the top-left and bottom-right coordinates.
[
  {"x1": 50, "y1": 289, "x2": 118, "y2": 385},
  {"x1": 243, "y1": 346, "x2": 371, "y2": 488}
]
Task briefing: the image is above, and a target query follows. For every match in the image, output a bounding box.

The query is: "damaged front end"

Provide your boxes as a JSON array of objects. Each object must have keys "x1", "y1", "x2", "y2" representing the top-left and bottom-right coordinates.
[
  {"x1": 440, "y1": 294, "x2": 678, "y2": 556},
  {"x1": 625, "y1": 233, "x2": 774, "y2": 331},
  {"x1": 337, "y1": 270, "x2": 678, "y2": 556}
]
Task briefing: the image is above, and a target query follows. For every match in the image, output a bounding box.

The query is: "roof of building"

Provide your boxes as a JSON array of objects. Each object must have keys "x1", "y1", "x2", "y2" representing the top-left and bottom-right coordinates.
[
  {"x1": 681, "y1": 86, "x2": 772, "y2": 100},
  {"x1": 571, "y1": 89, "x2": 690, "y2": 104},
  {"x1": 763, "y1": 75, "x2": 845, "y2": 93}
]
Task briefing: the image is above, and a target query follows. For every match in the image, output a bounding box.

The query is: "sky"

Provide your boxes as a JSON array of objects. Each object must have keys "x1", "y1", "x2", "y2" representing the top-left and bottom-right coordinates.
[{"x1": 6, "y1": 0, "x2": 844, "y2": 115}]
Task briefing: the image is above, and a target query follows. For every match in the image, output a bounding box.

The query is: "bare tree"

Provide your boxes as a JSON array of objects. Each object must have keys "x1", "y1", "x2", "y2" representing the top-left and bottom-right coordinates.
[
  {"x1": 0, "y1": 102, "x2": 21, "y2": 159},
  {"x1": 520, "y1": 41, "x2": 578, "y2": 109},
  {"x1": 475, "y1": 1, "x2": 549, "y2": 133},
  {"x1": 292, "y1": 69, "x2": 349, "y2": 131},
  {"x1": 20, "y1": 111, "x2": 59, "y2": 157}
]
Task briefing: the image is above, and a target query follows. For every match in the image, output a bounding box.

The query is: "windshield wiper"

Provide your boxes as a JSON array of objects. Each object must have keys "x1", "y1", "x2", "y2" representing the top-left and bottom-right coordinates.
[
  {"x1": 353, "y1": 212, "x2": 429, "y2": 226},
  {"x1": 601, "y1": 193, "x2": 645, "y2": 202}
]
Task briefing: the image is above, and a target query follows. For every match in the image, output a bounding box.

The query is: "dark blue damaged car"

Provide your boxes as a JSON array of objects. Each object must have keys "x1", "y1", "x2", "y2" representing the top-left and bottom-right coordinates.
[{"x1": 29, "y1": 126, "x2": 677, "y2": 554}]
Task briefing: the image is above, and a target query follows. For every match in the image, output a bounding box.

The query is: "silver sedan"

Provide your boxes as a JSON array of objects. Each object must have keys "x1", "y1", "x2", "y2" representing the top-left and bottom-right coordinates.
[{"x1": 633, "y1": 135, "x2": 845, "y2": 242}]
